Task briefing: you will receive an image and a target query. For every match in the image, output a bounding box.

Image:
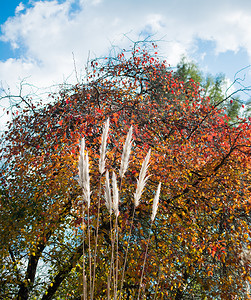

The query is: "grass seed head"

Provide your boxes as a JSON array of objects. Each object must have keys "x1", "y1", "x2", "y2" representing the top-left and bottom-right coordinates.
[
  {"x1": 99, "y1": 118, "x2": 109, "y2": 174},
  {"x1": 112, "y1": 171, "x2": 119, "y2": 217},
  {"x1": 151, "y1": 182, "x2": 161, "y2": 221},
  {"x1": 119, "y1": 126, "x2": 133, "y2": 179},
  {"x1": 134, "y1": 149, "x2": 151, "y2": 207}
]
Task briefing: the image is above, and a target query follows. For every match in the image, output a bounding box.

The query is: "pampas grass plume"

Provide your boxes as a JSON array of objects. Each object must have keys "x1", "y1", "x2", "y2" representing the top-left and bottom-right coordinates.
[
  {"x1": 78, "y1": 137, "x2": 85, "y2": 188},
  {"x1": 134, "y1": 149, "x2": 151, "y2": 207},
  {"x1": 112, "y1": 171, "x2": 119, "y2": 217},
  {"x1": 99, "y1": 118, "x2": 109, "y2": 174},
  {"x1": 151, "y1": 182, "x2": 161, "y2": 221},
  {"x1": 119, "y1": 126, "x2": 133, "y2": 178},
  {"x1": 105, "y1": 170, "x2": 113, "y2": 215},
  {"x1": 78, "y1": 137, "x2": 91, "y2": 208}
]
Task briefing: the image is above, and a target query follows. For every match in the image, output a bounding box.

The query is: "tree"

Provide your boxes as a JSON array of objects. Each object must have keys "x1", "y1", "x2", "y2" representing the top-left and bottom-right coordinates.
[
  {"x1": 175, "y1": 57, "x2": 243, "y2": 124},
  {"x1": 1, "y1": 43, "x2": 251, "y2": 299}
]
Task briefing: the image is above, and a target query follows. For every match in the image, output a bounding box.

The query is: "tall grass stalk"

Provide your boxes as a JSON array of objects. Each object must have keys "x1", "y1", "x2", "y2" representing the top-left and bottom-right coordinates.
[
  {"x1": 91, "y1": 119, "x2": 109, "y2": 299},
  {"x1": 137, "y1": 182, "x2": 161, "y2": 300},
  {"x1": 90, "y1": 179, "x2": 102, "y2": 300},
  {"x1": 118, "y1": 206, "x2": 135, "y2": 300},
  {"x1": 118, "y1": 149, "x2": 151, "y2": 300},
  {"x1": 82, "y1": 202, "x2": 87, "y2": 300},
  {"x1": 105, "y1": 170, "x2": 113, "y2": 299},
  {"x1": 112, "y1": 171, "x2": 119, "y2": 299},
  {"x1": 77, "y1": 123, "x2": 161, "y2": 299},
  {"x1": 78, "y1": 138, "x2": 91, "y2": 300},
  {"x1": 87, "y1": 206, "x2": 92, "y2": 297}
]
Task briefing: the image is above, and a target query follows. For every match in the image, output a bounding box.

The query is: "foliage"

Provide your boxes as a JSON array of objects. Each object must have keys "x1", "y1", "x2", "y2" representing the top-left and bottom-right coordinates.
[
  {"x1": 1, "y1": 43, "x2": 251, "y2": 299},
  {"x1": 175, "y1": 57, "x2": 243, "y2": 123}
]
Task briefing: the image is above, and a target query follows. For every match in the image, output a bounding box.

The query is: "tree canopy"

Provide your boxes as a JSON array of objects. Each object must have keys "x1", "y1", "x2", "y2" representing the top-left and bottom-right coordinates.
[{"x1": 1, "y1": 43, "x2": 251, "y2": 300}]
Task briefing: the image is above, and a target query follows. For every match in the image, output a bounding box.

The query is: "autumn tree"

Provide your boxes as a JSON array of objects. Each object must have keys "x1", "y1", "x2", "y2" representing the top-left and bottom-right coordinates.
[
  {"x1": 1, "y1": 43, "x2": 251, "y2": 299},
  {"x1": 175, "y1": 57, "x2": 243, "y2": 124}
]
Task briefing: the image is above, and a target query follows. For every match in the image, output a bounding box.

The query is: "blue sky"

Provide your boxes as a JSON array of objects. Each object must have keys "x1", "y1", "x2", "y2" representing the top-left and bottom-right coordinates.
[{"x1": 0, "y1": 0, "x2": 251, "y2": 100}]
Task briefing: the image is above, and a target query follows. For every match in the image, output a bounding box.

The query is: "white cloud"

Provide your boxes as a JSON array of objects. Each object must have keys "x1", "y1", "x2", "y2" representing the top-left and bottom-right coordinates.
[
  {"x1": 145, "y1": 14, "x2": 165, "y2": 33},
  {"x1": 15, "y1": 2, "x2": 25, "y2": 14},
  {"x1": 1, "y1": 0, "x2": 251, "y2": 96}
]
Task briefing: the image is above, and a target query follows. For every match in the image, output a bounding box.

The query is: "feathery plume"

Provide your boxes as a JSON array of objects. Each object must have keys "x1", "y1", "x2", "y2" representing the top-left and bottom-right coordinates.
[
  {"x1": 112, "y1": 171, "x2": 119, "y2": 217},
  {"x1": 104, "y1": 170, "x2": 112, "y2": 215},
  {"x1": 83, "y1": 151, "x2": 91, "y2": 208},
  {"x1": 99, "y1": 118, "x2": 109, "y2": 174},
  {"x1": 134, "y1": 149, "x2": 151, "y2": 207},
  {"x1": 78, "y1": 137, "x2": 85, "y2": 188},
  {"x1": 78, "y1": 137, "x2": 91, "y2": 208},
  {"x1": 119, "y1": 126, "x2": 133, "y2": 178},
  {"x1": 151, "y1": 182, "x2": 161, "y2": 221}
]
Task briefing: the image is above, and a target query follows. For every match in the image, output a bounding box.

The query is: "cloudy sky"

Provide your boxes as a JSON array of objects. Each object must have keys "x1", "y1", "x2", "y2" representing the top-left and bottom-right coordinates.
[{"x1": 1, "y1": 0, "x2": 251, "y2": 100}]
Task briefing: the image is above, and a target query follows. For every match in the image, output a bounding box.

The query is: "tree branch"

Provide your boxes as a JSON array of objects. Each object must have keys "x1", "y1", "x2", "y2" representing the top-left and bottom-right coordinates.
[{"x1": 41, "y1": 243, "x2": 83, "y2": 300}]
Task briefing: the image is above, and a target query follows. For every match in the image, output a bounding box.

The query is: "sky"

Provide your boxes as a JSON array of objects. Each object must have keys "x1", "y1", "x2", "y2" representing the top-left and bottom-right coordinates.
[{"x1": 1, "y1": 0, "x2": 251, "y2": 105}]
